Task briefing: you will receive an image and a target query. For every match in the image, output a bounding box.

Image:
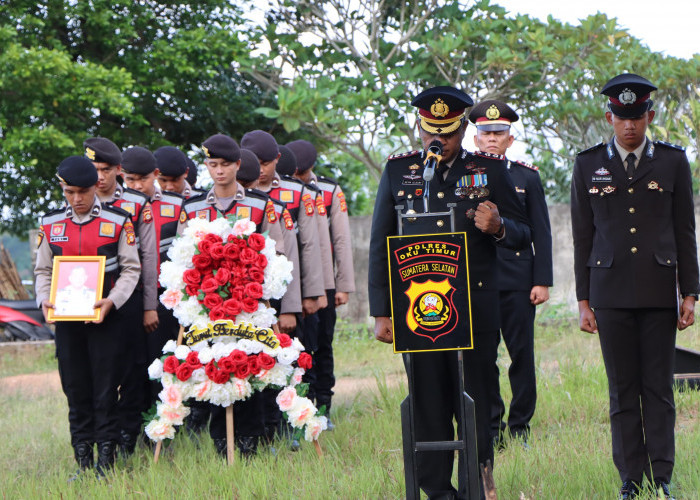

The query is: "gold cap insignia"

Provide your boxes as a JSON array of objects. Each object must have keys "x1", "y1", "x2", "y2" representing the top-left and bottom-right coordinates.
[
  {"x1": 485, "y1": 105, "x2": 500, "y2": 120},
  {"x1": 85, "y1": 147, "x2": 96, "y2": 161},
  {"x1": 430, "y1": 98, "x2": 450, "y2": 118},
  {"x1": 202, "y1": 145, "x2": 210, "y2": 157}
]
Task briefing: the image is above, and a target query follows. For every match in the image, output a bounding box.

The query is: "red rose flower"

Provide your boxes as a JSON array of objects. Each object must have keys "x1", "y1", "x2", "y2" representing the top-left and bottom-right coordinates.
[
  {"x1": 255, "y1": 253, "x2": 268, "y2": 269},
  {"x1": 198, "y1": 239, "x2": 214, "y2": 255},
  {"x1": 209, "y1": 305, "x2": 226, "y2": 321},
  {"x1": 230, "y1": 350, "x2": 248, "y2": 367},
  {"x1": 218, "y1": 356, "x2": 236, "y2": 373},
  {"x1": 204, "y1": 233, "x2": 223, "y2": 245},
  {"x1": 229, "y1": 286, "x2": 244, "y2": 301},
  {"x1": 239, "y1": 247, "x2": 257, "y2": 265},
  {"x1": 258, "y1": 352, "x2": 275, "y2": 370},
  {"x1": 235, "y1": 363, "x2": 251, "y2": 379},
  {"x1": 212, "y1": 369, "x2": 231, "y2": 384},
  {"x1": 193, "y1": 253, "x2": 213, "y2": 271},
  {"x1": 175, "y1": 362, "x2": 194, "y2": 381},
  {"x1": 227, "y1": 234, "x2": 236, "y2": 242},
  {"x1": 235, "y1": 238, "x2": 248, "y2": 249},
  {"x1": 242, "y1": 297, "x2": 259, "y2": 313},
  {"x1": 185, "y1": 351, "x2": 201, "y2": 367},
  {"x1": 214, "y1": 267, "x2": 231, "y2": 286},
  {"x1": 276, "y1": 333, "x2": 292, "y2": 348},
  {"x1": 244, "y1": 282, "x2": 263, "y2": 300},
  {"x1": 163, "y1": 355, "x2": 180, "y2": 374},
  {"x1": 205, "y1": 360, "x2": 216, "y2": 379},
  {"x1": 297, "y1": 352, "x2": 313, "y2": 370},
  {"x1": 247, "y1": 355, "x2": 261, "y2": 375},
  {"x1": 203, "y1": 293, "x2": 223, "y2": 309},
  {"x1": 223, "y1": 298, "x2": 243, "y2": 317},
  {"x1": 249, "y1": 268, "x2": 265, "y2": 283},
  {"x1": 223, "y1": 243, "x2": 240, "y2": 261},
  {"x1": 247, "y1": 232, "x2": 266, "y2": 252},
  {"x1": 185, "y1": 284, "x2": 200, "y2": 298},
  {"x1": 200, "y1": 277, "x2": 219, "y2": 294},
  {"x1": 183, "y1": 269, "x2": 201, "y2": 286},
  {"x1": 210, "y1": 242, "x2": 226, "y2": 261}
]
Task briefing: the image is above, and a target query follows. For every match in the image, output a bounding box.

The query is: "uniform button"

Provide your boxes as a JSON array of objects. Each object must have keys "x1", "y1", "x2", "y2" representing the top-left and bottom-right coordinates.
[
  {"x1": 515, "y1": 252, "x2": 521, "y2": 257},
  {"x1": 630, "y1": 227, "x2": 636, "y2": 234},
  {"x1": 628, "y1": 188, "x2": 634, "y2": 194},
  {"x1": 437, "y1": 220, "x2": 444, "y2": 227},
  {"x1": 437, "y1": 192, "x2": 444, "y2": 199},
  {"x1": 596, "y1": 260, "x2": 601, "y2": 265},
  {"x1": 631, "y1": 247, "x2": 638, "y2": 254},
  {"x1": 667, "y1": 259, "x2": 671, "y2": 264},
  {"x1": 407, "y1": 194, "x2": 413, "y2": 200},
  {"x1": 478, "y1": 281, "x2": 483, "y2": 287},
  {"x1": 629, "y1": 207, "x2": 635, "y2": 214}
]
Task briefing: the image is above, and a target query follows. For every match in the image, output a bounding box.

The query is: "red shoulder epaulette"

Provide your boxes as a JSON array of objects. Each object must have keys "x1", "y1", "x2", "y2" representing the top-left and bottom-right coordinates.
[
  {"x1": 388, "y1": 150, "x2": 421, "y2": 161},
  {"x1": 512, "y1": 159, "x2": 539, "y2": 171},
  {"x1": 474, "y1": 151, "x2": 505, "y2": 161}
]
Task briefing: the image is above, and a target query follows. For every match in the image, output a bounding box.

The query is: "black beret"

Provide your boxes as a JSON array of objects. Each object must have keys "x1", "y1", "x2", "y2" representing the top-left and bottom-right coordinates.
[
  {"x1": 154, "y1": 146, "x2": 188, "y2": 176},
  {"x1": 276, "y1": 145, "x2": 297, "y2": 176},
  {"x1": 285, "y1": 140, "x2": 317, "y2": 172},
  {"x1": 237, "y1": 149, "x2": 261, "y2": 183},
  {"x1": 601, "y1": 73, "x2": 656, "y2": 118},
  {"x1": 202, "y1": 134, "x2": 240, "y2": 162},
  {"x1": 57, "y1": 156, "x2": 98, "y2": 187},
  {"x1": 83, "y1": 137, "x2": 122, "y2": 165},
  {"x1": 121, "y1": 146, "x2": 157, "y2": 175},
  {"x1": 240, "y1": 130, "x2": 279, "y2": 163},
  {"x1": 185, "y1": 156, "x2": 198, "y2": 185},
  {"x1": 468, "y1": 100, "x2": 519, "y2": 131},
  {"x1": 411, "y1": 86, "x2": 473, "y2": 135}
]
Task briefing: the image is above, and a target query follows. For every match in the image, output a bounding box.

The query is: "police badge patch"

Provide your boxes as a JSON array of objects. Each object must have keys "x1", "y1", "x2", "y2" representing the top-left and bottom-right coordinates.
[
  {"x1": 99, "y1": 222, "x2": 116, "y2": 238},
  {"x1": 160, "y1": 204, "x2": 175, "y2": 218},
  {"x1": 120, "y1": 202, "x2": 136, "y2": 215},
  {"x1": 143, "y1": 206, "x2": 153, "y2": 223},
  {"x1": 280, "y1": 190, "x2": 294, "y2": 203},
  {"x1": 236, "y1": 206, "x2": 251, "y2": 219}
]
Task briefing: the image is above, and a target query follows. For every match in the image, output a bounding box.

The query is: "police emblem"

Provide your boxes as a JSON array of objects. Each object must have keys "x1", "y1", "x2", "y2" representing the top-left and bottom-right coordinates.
[
  {"x1": 51, "y1": 223, "x2": 66, "y2": 237},
  {"x1": 160, "y1": 204, "x2": 175, "y2": 218},
  {"x1": 595, "y1": 167, "x2": 611, "y2": 176},
  {"x1": 648, "y1": 181, "x2": 659, "y2": 190},
  {"x1": 301, "y1": 193, "x2": 315, "y2": 216},
  {"x1": 589, "y1": 186, "x2": 600, "y2": 195},
  {"x1": 337, "y1": 191, "x2": 348, "y2": 212},
  {"x1": 99, "y1": 222, "x2": 116, "y2": 237},
  {"x1": 124, "y1": 220, "x2": 136, "y2": 246},
  {"x1": 404, "y1": 279, "x2": 458, "y2": 342},
  {"x1": 430, "y1": 98, "x2": 449, "y2": 118},
  {"x1": 179, "y1": 209, "x2": 188, "y2": 223},
  {"x1": 85, "y1": 147, "x2": 96, "y2": 161},
  {"x1": 618, "y1": 88, "x2": 636, "y2": 105},
  {"x1": 282, "y1": 209, "x2": 294, "y2": 230},
  {"x1": 409, "y1": 163, "x2": 420, "y2": 171},
  {"x1": 265, "y1": 201, "x2": 278, "y2": 223},
  {"x1": 143, "y1": 206, "x2": 153, "y2": 223},
  {"x1": 236, "y1": 206, "x2": 251, "y2": 219},
  {"x1": 280, "y1": 190, "x2": 294, "y2": 203},
  {"x1": 120, "y1": 202, "x2": 136, "y2": 216},
  {"x1": 415, "y1": 188, "x2": 423, "y2": 196},
  {"x1": 485, "y1": 104, "x2": 500, "y2": 120},
  {"x1": 397, "y1": 190, "x2": 405, "y2": 197},
  {"x1": 195, "y1": 209, "x2": 210, "y2": 220},
  {"x1": 315, "y1": 195, "x2": 327, "y2": 216}
]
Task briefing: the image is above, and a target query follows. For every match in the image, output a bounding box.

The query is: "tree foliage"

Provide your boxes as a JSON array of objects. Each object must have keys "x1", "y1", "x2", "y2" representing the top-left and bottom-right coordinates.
[{"x1": 247, "y1": 0, "x2": 700, "y2": 204}]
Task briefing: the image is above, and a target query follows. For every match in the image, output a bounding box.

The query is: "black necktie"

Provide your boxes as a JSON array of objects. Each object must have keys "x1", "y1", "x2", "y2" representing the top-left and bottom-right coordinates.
[
  {"x1": 435, "y1": 163, "x2": 448, "y2": 183},
  {"x1": 625, "y1": 153, "x2": 636, "y2": 179}
]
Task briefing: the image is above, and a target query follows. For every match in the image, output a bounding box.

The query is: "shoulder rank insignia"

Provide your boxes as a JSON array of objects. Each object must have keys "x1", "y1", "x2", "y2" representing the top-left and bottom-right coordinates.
[
  {"x1": 337, "y1": 191, "x2": 348, "y2": 212},
  {"x1": 265, "y1": 200, "x2": 278, "y2": 223},
  {"x1": 513, "y1": 159, "x2": 539, "y2": 171},
  {"x1": 655, "y1": 141, "x2": 685, "y2": 151},
  {"x1": 606, "y1": 143, "x2": 615, "y2": 159},
  {"x1": 124, "y1": 219, "x2": 136, "y2": 246},
  {"x1": 577, "y1": 143, "x2": 606, "y2": 156},
  {"x1": 301, "y1": 193, "x2": 315, "y2": 216},
  {"x1": 474, "y1": 151, "x2": 505, "y2": 160},
  {"x1": 315, "y1": 194, "x2": 327, "y2": 216},
  {"x1": 387, "y1": 150, "x2": 421, "y2": 161}
]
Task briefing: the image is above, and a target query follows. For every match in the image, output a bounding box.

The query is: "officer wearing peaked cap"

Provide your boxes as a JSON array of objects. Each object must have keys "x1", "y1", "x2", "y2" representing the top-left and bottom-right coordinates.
[
  {"x1": 369, "y1": 86, "x2": 531, "y2": 498},
  {"x1": 571, "y1": 73, "x2": 698, "y2": 499},
  {"x1": 469, "y1": 100, "x2": 553, "y2": 447},
  {"x1": 34, "y1": 155, "x2": 141, "y2": 478}
]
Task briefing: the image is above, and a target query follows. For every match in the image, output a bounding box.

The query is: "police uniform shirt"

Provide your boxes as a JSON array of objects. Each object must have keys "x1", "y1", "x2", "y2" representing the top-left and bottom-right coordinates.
[
  {"x1": 99, "y1": 185, "x2": 159, "y2": 311},
  {"x1": 149, "y1": 185, "x2": 185, "y2": 274},
  {"x1": 308, "y1": 184, "x2": 335, "y2": 291},
  {"x1": 182, "y1": 180, "x2": 203, "y2": 199},
  {"x1": 35, "y1": 198, "x2": 141, "y2": 310},
  {"x1": 613, "y1": 138, "x2": 646, "y2": 171},
  {"x1": 308, "y1": 172, "x2": 356, "y2": 294}
]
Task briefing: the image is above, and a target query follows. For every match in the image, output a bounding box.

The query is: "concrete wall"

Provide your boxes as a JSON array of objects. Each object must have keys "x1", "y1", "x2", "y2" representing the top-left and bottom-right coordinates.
[{"x1": 338, "y1": 201, "x2": 700, "y2": 325}]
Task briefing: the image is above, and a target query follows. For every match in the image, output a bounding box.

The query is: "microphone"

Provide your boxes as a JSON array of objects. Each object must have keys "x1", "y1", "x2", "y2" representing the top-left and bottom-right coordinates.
[{"x1": 422, "y1": 140, "x2": 443, "y2": 182}]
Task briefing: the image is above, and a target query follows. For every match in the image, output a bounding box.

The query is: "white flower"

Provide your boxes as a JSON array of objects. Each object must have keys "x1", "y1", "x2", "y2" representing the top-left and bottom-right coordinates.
[
  {"x1": 276, "y1": 386, "x2": 298, "y2": 412},
  {"x1": 262, "y1": 255, "x2": 293, "y2": 300},
  {"x1": 287, "y1": 398, "x2": 317, "y2": 428},
  {"x1": 159, "y1": 260, "x2": 185, "y2": 290},
  {"x1": 148, "y1": 358, "x2": 164, "y2": 379},
  {"x1": 230, "y1": 378, "x2": 253, "y2": 401},
  {"x1": 291, "y1": 367, "x2": 305, "y2": 386},
  {"x1": 174, "y1": 344, "x2": 191, "y2": 360},
  {"x1": 277, "y1": 347, "x2": 299, "y2": 366},
  {"x1": 238, "y1": 304, "x2": 278, "y2": 329},
  {"x1": 211, "y1": 341, "x2": 235, "y2": 360},
  {"x1": 196, "y1": 346, "x2": 214, "y2": 364},
  {"x1": 145, "y1": 419, "x2": 175, "y2": 441},
  {"x1": 258, "y1": 363, "x2": 291, "y2": 386},
  {"x1": 159, "y1": 384, "x2": 183, "y2": 407},
  {"x1": 167, "y1": 236, "x2": 197, "y2": 264},
  {"x1": 173, "y1": 296, "x2": 205, "y2": 328},
  {"x1": 209, "y1": 217, "x2": 235, "y2": 239},
  {"x1": 304, "y1": 415, "x2": 328, "y2": 441},
  {"x1": 157, "y1": 403, "x2": 190, "y2": 425},
  {"x1": 191, "y1": 367, "x2": 207, "y2": 384},
  {"x1": 291, "y1": 337, "x2": 305, "y2": 352},
  {"x1": 181, "y1": 218, "x2": 211, "y2": 242},
  {"x1": 192, "y1": 380, "x2": 212, "y2": 401},
  {"x1": 261, "y1": 237, "x2": 277, "y2": 261},
  {"x1": 162, "y1": 340, "x2": 177, "y2": 354},
  {"x1": 232, "y1": 219, "x2": 256, "y2": 236}
]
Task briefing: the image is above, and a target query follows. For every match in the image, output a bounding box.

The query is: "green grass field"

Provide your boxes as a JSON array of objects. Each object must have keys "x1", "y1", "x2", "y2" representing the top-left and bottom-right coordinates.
[{"x1": 1, "y1": 312, "x2": 699, "y2": 499}]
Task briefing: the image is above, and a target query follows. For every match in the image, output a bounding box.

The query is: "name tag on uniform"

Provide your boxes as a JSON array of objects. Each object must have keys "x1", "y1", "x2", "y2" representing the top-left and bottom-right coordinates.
[
  {"x1": 160, "y1": 204, "x2": 175, "y2": 217},
  {"x1": 121, "y1": 202, "x2": 136, "y2": 215},
  {"x1": 236, "y1": 206, "x2": 251, "y2": 219},
  {"x1": 99, "y1": 222, "x2": 116, "y2": 237},
  {"x1": 280, "y1": 190, "x2": 294, "y2": 203}
]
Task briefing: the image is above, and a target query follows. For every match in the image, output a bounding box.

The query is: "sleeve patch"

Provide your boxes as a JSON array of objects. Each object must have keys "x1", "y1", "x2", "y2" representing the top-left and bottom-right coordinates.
[
  {"x1": 315, "y1": 194, "x2": 327, "y2": 216},
  {"x1": 282, "y1": 209, "x2": 295, "y2": 230},
  {"x1": 179, "y1": 209, "x2": 188, "y2": 224},
  {"x1": 265, "y1": 200, "x2": 278, "y2": 223},
  {"x1": 36, "y1": 227, "x2": 45, "y2": 247},
  {"x1": 124, "y1": 220, "x2": 136, "y2": 246},
  {"x1": 337, "y1": 191, "x2": 348, "y2": 212},
  {"x1": 301, "y1": 193, "x2": 315, "y2": 216},
  {"x1": 142, "y1": 206, "x2": 153, "y2": 223}
]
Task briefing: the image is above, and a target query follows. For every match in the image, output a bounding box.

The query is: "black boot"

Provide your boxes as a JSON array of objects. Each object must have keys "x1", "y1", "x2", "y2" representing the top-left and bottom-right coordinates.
[
  {"x1": 118, "y1": 430, "x2": 137, "y2": 459},
  {"x1": 235, "y1": 435, "x2": 259, "y2": 459},
  {"x1": 95, "y1": 441, "x2": 116, "y2": 478},
  {"x1": 213, "y1": 438, "x2": 228, "y2": 458},
  {"x1": 68, "y1": 442, "x2": 93, "y2": 482}
]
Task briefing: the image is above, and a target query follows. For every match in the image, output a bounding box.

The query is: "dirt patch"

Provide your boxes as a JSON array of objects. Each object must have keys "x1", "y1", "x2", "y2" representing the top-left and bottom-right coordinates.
[
  {"x1": 0, "y1": 371, "x2": 61, "y2": 396},
  {"x1": 333, "y1": 373, "x2": 403, "y2": 403}
]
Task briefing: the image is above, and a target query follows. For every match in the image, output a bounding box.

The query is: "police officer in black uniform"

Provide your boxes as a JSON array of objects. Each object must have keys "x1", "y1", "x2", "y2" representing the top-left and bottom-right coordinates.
[
  {"x1": 369, "y1": 86, "x2": 531, "y2": 498},
  {"x1": 469, "y1": 100, "x2": 553, "y2": 446},
  {"x1": 571, "y1": 74, "x2": 698, "y2": 500}
]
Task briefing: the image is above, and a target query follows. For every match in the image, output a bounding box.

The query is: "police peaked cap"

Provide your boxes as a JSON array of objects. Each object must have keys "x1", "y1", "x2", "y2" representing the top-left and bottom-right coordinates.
[
  {"x1": 57, "y1": 156, "x2": 98, "y2": 187},
  {"x1": 240, "y1": 130, "x2": 280, "y2": 163},
  {"x1": 276, "y1": 145, "x2": 298, "y2": 176},
  {"x1": 237, "y1": 149, "x2": 261, "y2": 183},
  {"x1": 154, "y1": 146, "x2": 188, "y2": 176},
  {"x1": 84, "y1": 137, "x2": 122, "y2": 165},
  {"x1": 601, "y1": 73, "x2": 656, "y2": 118},
  {"x1": 121, "y1": 146, "x2": 157, "y2": 174},
  {"x1": 469, "y1": 100, "x2": 519, "y2": 132},
  {"x1": 202, "y1": 134, "x2": 241, "y2": 162},
  {"x1": 412, "y1": 86, "x2": 474, "y2": 135},
  {"x1": 185, "y1": 156, "x2": 198, "y2": 185},
  {"x1": 285, "y1": 140, "x2": 317, "y2": 172}
]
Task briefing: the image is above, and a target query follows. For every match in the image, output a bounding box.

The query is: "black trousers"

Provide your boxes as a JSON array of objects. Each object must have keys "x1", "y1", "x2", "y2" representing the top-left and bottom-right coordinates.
[
  {"x1": 595, "y1": 308, "x2": 677, "y2": 483},
  {"x1": 146, "y1": 300, "x2": 180, "y2": 404},
  {"x1": 407, "y1": 329, "x2": 497, "y2": 499},
  {"x1": 491, "y1": 290, "x2": 536, "y2": 435},
  {"x1": 309, "y1": 289, "x2": 337, "y2": 409},
  {"x1": 55, "y1": 312, "x2": 124, "y2": 446},
  {"x1": 209, "y1": 392, "x2": 265, "y2": 439},
  {"x1": 116, "y1": 289, "x2": 150, "y2": 436}
]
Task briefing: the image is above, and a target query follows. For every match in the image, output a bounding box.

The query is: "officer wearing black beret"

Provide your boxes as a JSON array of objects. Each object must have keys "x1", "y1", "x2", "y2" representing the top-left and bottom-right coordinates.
[
  {"x1": 237, "y1": 148, "x2": 262, "y2": 186},
  {"x1": 34, "y1": 156, "x2": 141, "y2": 478},
  {"x1": 469, "y1": 100, "x2": 553, "y2": 447},
  {"x1": 84, "y1": 137, "x2": 122, "y2": 165},
  {"x1": 571, "y1": 73, "x2": 698, "y2": 499},
  {"x1": 153, "y1": 146, "x2": 202, "y2": 199},
  {"x1": 276, "y1": 145, "x2": 298, "y2": 177},
  {"x1": 369, "y1": 86, "x2": 531, "y2": 498}
]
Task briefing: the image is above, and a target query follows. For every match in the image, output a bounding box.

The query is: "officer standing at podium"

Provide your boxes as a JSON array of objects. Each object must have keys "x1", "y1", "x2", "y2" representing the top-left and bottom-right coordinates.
[{"x1": 369, "y1": 86, "x2": 530, "y2": 498}]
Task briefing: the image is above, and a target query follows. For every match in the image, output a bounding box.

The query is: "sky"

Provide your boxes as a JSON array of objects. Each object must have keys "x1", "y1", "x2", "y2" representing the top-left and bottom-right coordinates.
[{"x1": 494, "y1": 0, "x2": 699, "y2": 60}]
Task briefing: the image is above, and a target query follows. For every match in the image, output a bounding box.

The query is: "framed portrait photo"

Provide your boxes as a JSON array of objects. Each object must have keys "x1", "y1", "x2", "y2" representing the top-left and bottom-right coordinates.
[{"x1": 47, "y1": 256, "x2": 106, "y2": 322}]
